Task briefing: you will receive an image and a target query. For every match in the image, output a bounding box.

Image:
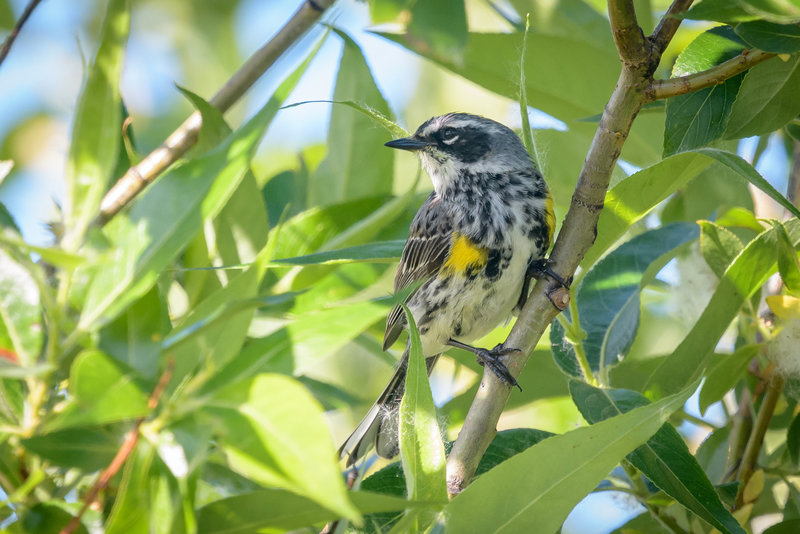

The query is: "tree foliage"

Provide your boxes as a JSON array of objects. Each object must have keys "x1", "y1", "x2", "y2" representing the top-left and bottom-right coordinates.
[{"x1": 1, "y1": 0, "x2": 800, "y2": 532}]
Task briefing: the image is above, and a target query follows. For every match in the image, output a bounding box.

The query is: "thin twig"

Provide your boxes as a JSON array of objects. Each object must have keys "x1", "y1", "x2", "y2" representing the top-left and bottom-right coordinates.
[
  {"x1": 649, "y1": 0, "x2": 694, "y2": 55},
  {"x1": 650, "y1": 49, "x2": 775, "y2": 100},
  {"x1": 98, "y1": 0, "x2": 335, "y2": 223},
  {"x1": 0, "y1": 0, "x2": 43, "y2": 68},
  {"x1": 607, "y1": 0, "x2": 648, "y2": 66},
  {"x1": 734, "y1": 372, "x2": 785, "y2": 509},
  {"x1": 60, "y1": 359, "x2": 175, "y2": 534},
  {"x1": 788, "y1": 138, "x2": 800, "y2": 206}
]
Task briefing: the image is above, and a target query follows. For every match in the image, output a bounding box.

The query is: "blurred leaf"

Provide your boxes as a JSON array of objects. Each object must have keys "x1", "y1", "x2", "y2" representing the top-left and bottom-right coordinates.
[
  {"x1": 443, "y1": 380, "x2": 696, "y2": 533},
  {"x1": 576, "y1": 223, "x2": 699, "y2": 372},
  {"x1": 699, "y1": 220, "x2": 744, "y2": 278},
  {"x1": 207, "y1": 374, "x2": 360, "y2": 522},
  {"x1": 0, "y1": 1, "x2": 13, "y2": 29},
  {"x1": 695, "y1": 425, "x2": 732, "y2": 484},
  {"x1": 724, "y1": 54, "x2": 800, "y2": 139},
  {"x1": 682, "y1": 0, "x2": 759, "y2": 23},
  {"x1": 399, "y1": 306, "x2": 446, "y2": 530},
  {"x1": 765, "y1": 519, "x2": 800, "y2": 534},
  {"x1": 569, "y1": 381, "x2": 745, "y2": 534},
  {"x1": 611, "y1": 511, "x2": 672, "y2": 534},
  {"x1": 0, "y1": 376, "x2": 23, "y2": 425},
  {"x1": 46, "y1": 350, "x2": 148, "y2": 430},
  {"x1": 22, "y1": 503, "x2": 87, "y2": 534},
  {"x1": 376, "y1": 26, "x2": 619, "y2": 124},
  {"x1": 407, "y1": 0, "x2": 467, "y2": 64},
  {"x1": 0, "y1": 248, "x2": 41, "y2": 367},
  {"x1": 787, "y1": 410, "x2": 800, "y2": 466},
  {"x1": 473, "y1": 428, "x2": 554, "y2": 477},
  {"x1": 63, "y1": 0, "x2": 129, "y2": 250},
  {"x1": 664, "y1": 27, "x2": 746, "y2": 156},
  {"x1": 661, "y1": 165, "x2": 754, "y2": 225},
  {"x1": 282, "y1": 99, "x2": 409, "y2": 138},
  {"x1": 699, "y1": 345, "x2": 760, "y2": 414},
  {"x1": 22, "y1": 427, "x2": 120, "y2": 471},
  {"x1": 196, "y1": 489, "x2": 418, "y2": 534},
  {"x1": 99, "y1": 285, "x2": 168, "y2": 380},
  {"x1": 105, "y1": 441, "x2": 185, "y2": 534},
  {"x1": 740, "y1": 0, "x2": 800, "y2": 24},
  {"x1": 716, "y1": 206, "x2": 766, "y2": 232},
  {"x1": 270, "y1": 239, "x2": 404, "y2": 266},
  {"x1": 776, "y1": 221, "x2": 800, "y2": 292},
  {"x1": 78, "y1": 49, "x2": 312, "y2": 330},
  {"x1": 550, "y1": 317, "x2": 583, "y2": 378},
  {"x1": 735, "y1": 21, "x2": 800, "y2": 53},
  {"x1": 310, "y1": 30, "x2": 394, "y2": 206},
  {"x1": 0, "y1": 201, "x2": 19, "y2": 232},
  {"x1": 0, "y1": 234, "x2": 85, "y2": 269},
  {"x1": 645, "y1": 218, "x2": 800, "y2": 396},
  {"x1": 585, "y1": 148, "x2": 800, "y2": 269},
  {"x1": 177, "y1": 85, "x2": 232, "y2": 154}
]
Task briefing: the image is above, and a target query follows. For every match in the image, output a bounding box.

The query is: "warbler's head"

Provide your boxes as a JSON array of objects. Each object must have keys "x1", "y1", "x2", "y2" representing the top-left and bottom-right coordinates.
[{"x1": 385, "y1": 113, "x2": 533, "y2": 192}]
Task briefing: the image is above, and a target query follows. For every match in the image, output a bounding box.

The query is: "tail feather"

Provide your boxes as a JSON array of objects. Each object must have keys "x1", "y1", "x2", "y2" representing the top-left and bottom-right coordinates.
[{"x1": 338, "y1": 351, "x2": 440, "y2": 467}]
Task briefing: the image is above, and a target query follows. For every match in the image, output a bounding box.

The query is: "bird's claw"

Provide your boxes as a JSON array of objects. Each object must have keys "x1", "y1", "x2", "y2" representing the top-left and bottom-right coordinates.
[{"x1": 475, "y1": 344, "x2": 522, "y2": 391}]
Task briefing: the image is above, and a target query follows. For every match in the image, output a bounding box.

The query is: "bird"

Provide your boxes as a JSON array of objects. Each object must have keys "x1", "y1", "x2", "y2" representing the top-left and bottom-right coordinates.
[{"x1": 338, "y1": 112, "x2": 557, "y2": 467}]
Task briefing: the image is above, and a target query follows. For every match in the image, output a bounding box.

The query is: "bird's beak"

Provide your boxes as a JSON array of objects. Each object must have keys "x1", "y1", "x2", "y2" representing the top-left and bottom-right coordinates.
[{"x1": 385, "y1": 137, "x2": 430, "y2": 151}]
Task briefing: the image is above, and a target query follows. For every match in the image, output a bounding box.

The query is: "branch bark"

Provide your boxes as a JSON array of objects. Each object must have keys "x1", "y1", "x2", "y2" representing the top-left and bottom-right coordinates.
[
  {"x1": 0, "y1": 0, "x2": 43, "y2": 68},
  {"x1": 98, "y1": 0, "x2": 335, "y2": 223},
  {"x1": 608, "y1": 0, "x2": 648, "y2": 66},
  {"x1": 650, "y1": 49, "x2": 775, "y2": 100},
  {"x1": 649, "y1": 0, "x2": 694, "y2": 55}
]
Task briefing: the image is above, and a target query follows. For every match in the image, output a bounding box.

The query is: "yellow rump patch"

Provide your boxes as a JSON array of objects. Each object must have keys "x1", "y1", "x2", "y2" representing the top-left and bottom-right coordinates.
[
  {"x1": 545, "y1": 193, "x2": 556, "y2": 246},
  {"x1": 444, "y1": 233, "x2": 488, "y2": 274}
]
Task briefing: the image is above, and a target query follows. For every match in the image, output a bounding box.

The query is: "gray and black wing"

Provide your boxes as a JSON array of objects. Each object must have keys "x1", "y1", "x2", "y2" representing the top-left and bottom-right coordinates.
[{"x1": 383, "y1": 192, "x2": 453, "y2": 350}]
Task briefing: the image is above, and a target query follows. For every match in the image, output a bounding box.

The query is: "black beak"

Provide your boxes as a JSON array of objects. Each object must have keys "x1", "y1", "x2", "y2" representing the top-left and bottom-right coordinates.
[{"x1": 385, "y1": 137, "x2": 430, "y2": 151}]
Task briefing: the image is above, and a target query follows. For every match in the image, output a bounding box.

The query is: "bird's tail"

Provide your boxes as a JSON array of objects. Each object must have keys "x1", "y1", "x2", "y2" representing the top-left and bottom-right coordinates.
[{"x1": 338, "y1": 350, "x2": 440, "y2": 467}]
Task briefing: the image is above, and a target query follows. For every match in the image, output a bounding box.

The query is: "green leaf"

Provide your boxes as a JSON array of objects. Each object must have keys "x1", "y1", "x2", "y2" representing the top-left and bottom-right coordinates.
[
  {"x1": 78, "y1": 44, "x2": 314, "y2": 330},
  {"x1": 309, "y1": 30, "x2": 394, "y2": 206},
  {"x1": 584, "y1": 148, "x2": 800, "y2": 269},
  {"x1": 282, "y1": 100, "x2": 409, "y2": 138},
  {"x1": 0, "y1": 248, "x2": 41, "y2": 367},
  {"x1": 776, "y1": 221, "x2": 800, "y2": 291},
  {"x1": 577, "y1": 223, "x2": 699, "y2": 372},
  {"x1": 443, "y1": 380, "x2": 697, "y2": 533},
  {"x1": 724, "y1": 53, "x2": 800, "y2": 139},
  {"x1": 46, "y1": 351, "x2": 148, "y2": 430},
  {"x1": 682, "y1": 0, "x2": 758, "y2": 23},
  {"x1": 788, "y1": 410, "x2": 800, "y2": 466},
  {"x1": 269, "y1": 240, "x2": 404, "y2": 266},
  {"x1": 735, "y1": 21, "x2": 800, "y2": 53},
  {"x1": 517, "y1": 15, "x2": 536, "y2": 162},
  {"x1": 645, "y1": 218, "x2": 800, "y2": 396},
  {"x1": 699, "y1": 345, "x2": 760, "y2": 414},
  {"x1": 176, "y1": 85, "x2": 232, "y2": 153},
  {"x1": 23, "y1": 503, "x2": 88, "y2": 534},
  {"x1": 99, "y1": 285, "x2": 168, "y2": 380},
  {"x1": 740, "y1": 0, "x2": 800, "y2": 24},
  {"x1": 22, "y1": 427, "x2": 120, "y2": 471},
  {"x1": 699, "y1": 220, "x2": 744, "y2": 278},
  {"x1": 765, "y1": 519, "x2": 800, "y2": 534},
  {"x1": 195, "y1": 489, "x2": 419, "y2": 534},
  {"x1": 664, "y1": 27, "x2": 745, "y2": 156},
  {"x1": 206, "y1": 374, "x2": 360, "y2": 523},
  {"x1": 63, "y1": 0, "x2": 129, "y2": 250},
  {"x1": 569, "y1": 381, "x2": 745, "y2": 534},
  {"x1": 105, "y1": 441, "x2": 185, "y2": 534},
  {"x1": 399, "y1": 306, "x2": 447, "y2": 528},
  {"x1": 407, "y1": 0, "x2": 467, "y2": 64}
]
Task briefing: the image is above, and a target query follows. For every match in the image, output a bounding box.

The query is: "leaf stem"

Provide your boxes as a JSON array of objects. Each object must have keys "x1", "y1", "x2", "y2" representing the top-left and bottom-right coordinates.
[{"x1": 649, "y1": 49, "x2": 775, "y2": 100}]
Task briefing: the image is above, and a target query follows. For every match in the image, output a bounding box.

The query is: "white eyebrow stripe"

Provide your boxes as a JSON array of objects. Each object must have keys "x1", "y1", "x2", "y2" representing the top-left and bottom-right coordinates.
[{"x1": 442, "y1": 135, "x2": 459, "y2": 145}]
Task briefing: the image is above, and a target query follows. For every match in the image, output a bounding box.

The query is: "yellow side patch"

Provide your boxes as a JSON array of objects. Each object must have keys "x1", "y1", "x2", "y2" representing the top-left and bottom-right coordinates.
[
  {"x1": 544, "y1": 193, "x2": 556, "y2": 246},
  {"x1": 444, "y1": 233, "x2": 488, "y2": 274}
]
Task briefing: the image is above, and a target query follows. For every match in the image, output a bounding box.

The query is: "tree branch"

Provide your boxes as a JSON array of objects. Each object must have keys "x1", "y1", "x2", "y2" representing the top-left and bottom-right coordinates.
[
  {"x1": 649, "y1": 49, "x2": 775, "y2": 100},
  {"x1": 0, "y1": 0, "x2": 43, "y2": 68},
  {"x1": 60, "y1": 359, "x2": 174, "y2": 534},
  {"x1": 649, "y1": 0, "x2": 694, "y2": 55},
  {"x1": 446, "y1": 64, "x2": 653, "y2": 497},
  {"x1": 608, "y1": 0, "x2": 648, "y2": 66},
  {"x1": 98, "y1": 0, "x2": 335, "y2": 223}
]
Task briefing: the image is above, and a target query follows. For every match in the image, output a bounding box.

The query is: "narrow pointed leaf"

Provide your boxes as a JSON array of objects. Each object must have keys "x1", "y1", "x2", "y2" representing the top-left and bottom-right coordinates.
[
  {"x1": 570, "y1": 381, "x2": 745, "y2": 534},
  {"x1": 0, "y1": 248, "x2": 41, "y2": 367},
  {"x1": 443, "y1": 380, "x2": 697, "y2": 533}
]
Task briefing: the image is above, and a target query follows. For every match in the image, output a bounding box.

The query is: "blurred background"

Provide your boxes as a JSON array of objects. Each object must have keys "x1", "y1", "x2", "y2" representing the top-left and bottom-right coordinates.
[{"x1": 0, "y1": 1, "x2": 794, "y2": 532}]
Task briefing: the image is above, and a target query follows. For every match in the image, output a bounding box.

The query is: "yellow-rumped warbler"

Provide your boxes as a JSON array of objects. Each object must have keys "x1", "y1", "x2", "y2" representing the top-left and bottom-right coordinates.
[{"x1": 339, "y1": 113, "x2": 556, "y2": 466}]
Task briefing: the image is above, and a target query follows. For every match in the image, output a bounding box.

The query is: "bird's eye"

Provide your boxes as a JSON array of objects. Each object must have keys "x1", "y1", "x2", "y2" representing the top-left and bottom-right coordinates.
[{"x1": 441, "y1": 128, "x2": 459, "y2": 145}]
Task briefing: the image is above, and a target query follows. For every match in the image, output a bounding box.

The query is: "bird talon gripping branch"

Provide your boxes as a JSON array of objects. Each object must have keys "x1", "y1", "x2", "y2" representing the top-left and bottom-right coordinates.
[{"x1": 339, "y1": 113, "x2": 554, "y2": 466}]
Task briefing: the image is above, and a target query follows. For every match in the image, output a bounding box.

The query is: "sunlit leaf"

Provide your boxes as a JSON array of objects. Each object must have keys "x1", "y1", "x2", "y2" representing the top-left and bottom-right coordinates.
[
  {"x1": 699, "y1": 345, "x2": 760, "y2": 414},
  {"x1": 699, "y1": 220, "x2": 744, "y2": 278},
  {"x1": 0, "y1": 248, "x2": 41, "y2": 367},
  {"x1": 443, "y1": 380, "x2": 697, "y2": 533}
]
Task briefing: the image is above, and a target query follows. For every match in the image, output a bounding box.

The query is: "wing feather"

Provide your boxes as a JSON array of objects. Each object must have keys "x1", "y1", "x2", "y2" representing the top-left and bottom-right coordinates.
[{"x1": 383, "y1": 193, "x2": 452, "y2": 350}]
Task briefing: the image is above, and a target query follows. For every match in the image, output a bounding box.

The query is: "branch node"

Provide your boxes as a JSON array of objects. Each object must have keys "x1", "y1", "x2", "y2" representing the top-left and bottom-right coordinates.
[{"x1": 548, "y1": 287, "x2": 571, "y2": 311}]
